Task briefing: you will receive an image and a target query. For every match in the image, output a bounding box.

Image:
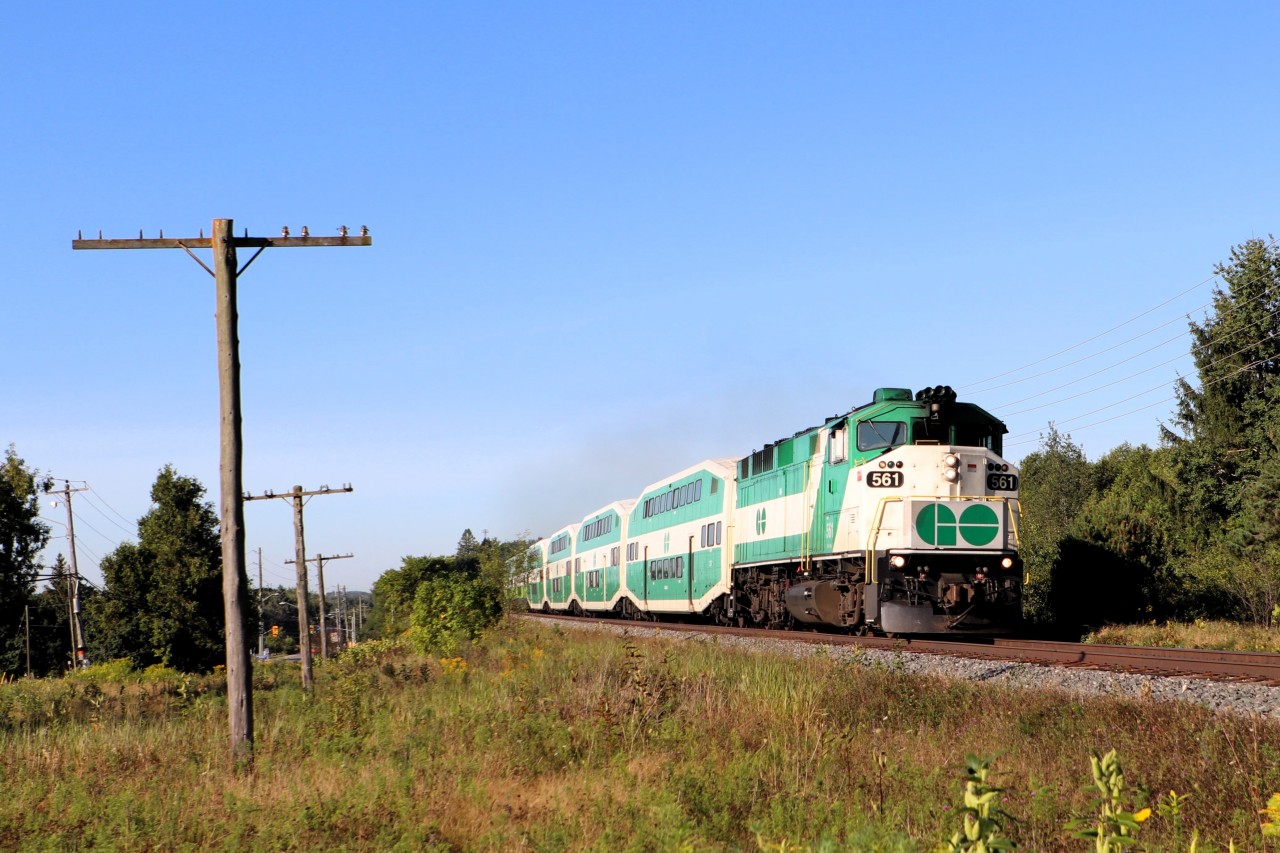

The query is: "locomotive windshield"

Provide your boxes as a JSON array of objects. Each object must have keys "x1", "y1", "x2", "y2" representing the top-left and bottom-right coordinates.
[{"x1": 857, "y1": 420, "x2": 908, "y2": 451}]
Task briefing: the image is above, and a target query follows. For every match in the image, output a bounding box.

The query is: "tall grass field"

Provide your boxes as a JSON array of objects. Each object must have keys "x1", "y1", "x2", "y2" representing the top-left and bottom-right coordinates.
[{"x1": 1, "y1": 620, "x2": 1278, "y2": 851}]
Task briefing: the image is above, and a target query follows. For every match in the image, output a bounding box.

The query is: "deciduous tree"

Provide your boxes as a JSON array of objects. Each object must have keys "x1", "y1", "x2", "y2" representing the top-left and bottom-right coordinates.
[
  {"x1": 0, "y1": 446, "x2": 50, "y2": 674},
  {"x1": 86, "y1": 466, "x2": 227, "y2": 672}
]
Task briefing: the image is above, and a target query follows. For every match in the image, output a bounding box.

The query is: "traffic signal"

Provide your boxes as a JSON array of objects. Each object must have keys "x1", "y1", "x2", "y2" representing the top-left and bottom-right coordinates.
[{"x1": 271, "y1": 625, "x2": 280, "y2": 638}]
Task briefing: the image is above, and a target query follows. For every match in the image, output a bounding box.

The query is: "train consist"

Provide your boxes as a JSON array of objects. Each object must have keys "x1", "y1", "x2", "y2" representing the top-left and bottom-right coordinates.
[{"x1": 511, "y1": 386, "x2": 1023, "y2": 635}]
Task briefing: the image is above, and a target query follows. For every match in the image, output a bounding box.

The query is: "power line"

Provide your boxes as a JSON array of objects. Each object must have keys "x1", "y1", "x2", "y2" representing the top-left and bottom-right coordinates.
[
  {"x1": 78, "y1": 489, "x2": 136, "y2": 537},
  {"x1": 962, "y1": 237, "x2": 1279, "y2": 400},
  {"x1": 960, "y1": 267, "x2": 1228, "y2": 391},
  {"x1": 984, "y1": 273, "x2": 1280, "y2": 407},
  {"x1": 1000, "y1": 321, "x2": 1280, "y2": 418},
  {"x1": 86, "y1": 484, "x2": 137, "y2": 529},
  {"x1": 1005, "y1": 342, "x2": 1276, "y2": 448}
]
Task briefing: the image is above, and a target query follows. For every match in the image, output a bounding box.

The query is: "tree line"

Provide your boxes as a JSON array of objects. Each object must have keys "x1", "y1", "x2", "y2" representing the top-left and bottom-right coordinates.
[
  {"x1": 0, "y1": 461, "x2": 364, "y2": 677},
  {"x1": 1020, "y1": 237, "x2": 1280, "y2": 631}
]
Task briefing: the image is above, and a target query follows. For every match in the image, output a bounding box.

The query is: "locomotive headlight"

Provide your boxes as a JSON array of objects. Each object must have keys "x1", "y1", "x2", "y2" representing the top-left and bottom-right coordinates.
[
  {"x1": 1001, "y1": 557, "x2": 1015, "y2": 569},
  {"x1": 943, "y1": 453, "x2": 960, "y2": 468},
  {"x1": 889, "y1": 555, "x2": 906, "y2": 569},
  {"x1": 943, "y1": 468, "x2": 960, "y2": 482}
]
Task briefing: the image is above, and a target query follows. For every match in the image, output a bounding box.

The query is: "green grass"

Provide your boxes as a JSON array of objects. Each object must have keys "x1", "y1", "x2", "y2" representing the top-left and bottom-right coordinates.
[{"x1": 0, "y1": 622, "x2": 1277, "y2": 851}]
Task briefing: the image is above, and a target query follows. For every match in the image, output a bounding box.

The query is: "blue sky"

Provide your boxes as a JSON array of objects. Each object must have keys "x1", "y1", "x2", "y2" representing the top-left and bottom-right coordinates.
[{"x1": 5, "y1": 3, "x2": 1277, "y2": 592}]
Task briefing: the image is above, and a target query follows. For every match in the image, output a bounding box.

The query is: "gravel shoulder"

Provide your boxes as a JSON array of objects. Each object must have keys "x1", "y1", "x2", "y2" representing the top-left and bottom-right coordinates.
[{"x1": 535, "y1": 616, "x2": 1280, "y2": 720}]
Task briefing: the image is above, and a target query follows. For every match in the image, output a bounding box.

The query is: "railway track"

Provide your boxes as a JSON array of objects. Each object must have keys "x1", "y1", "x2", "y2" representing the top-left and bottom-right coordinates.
[{"x1": 521, "y1": 611, "x2": 1280, "y2": 686}]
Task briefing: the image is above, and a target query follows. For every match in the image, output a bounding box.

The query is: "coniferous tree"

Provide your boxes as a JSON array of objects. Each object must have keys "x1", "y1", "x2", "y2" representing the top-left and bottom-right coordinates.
[
  {"x1": 456, "y1": 528, "x2": 479, "y2": 561},
  {"x1": 1159, "y1": 238, "x2": 1280, "y2": 623},
  {"x1": 1167, "y1": 237, "x2": 1280, "y2": 527}
]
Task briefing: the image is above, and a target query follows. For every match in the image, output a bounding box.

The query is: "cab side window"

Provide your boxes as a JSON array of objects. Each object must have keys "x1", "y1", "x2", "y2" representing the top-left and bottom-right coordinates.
[{"x1": 827, "y1": 424, "x2": 848, "y2": 464}]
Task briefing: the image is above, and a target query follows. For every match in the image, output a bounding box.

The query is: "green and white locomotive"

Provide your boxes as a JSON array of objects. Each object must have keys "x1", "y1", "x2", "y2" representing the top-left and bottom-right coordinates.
[{"x1": 516, "y1": 385, "x2": 1022, "y2": 635}]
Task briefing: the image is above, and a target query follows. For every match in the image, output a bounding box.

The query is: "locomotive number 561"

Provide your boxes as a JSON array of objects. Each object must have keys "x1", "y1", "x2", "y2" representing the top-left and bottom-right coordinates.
[{"x1": 868, "y1": 471, "x2": 904, "y2": 488}]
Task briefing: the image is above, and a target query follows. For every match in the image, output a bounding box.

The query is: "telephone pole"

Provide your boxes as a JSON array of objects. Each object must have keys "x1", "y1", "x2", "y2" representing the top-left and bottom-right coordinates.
[
  {"x1": 256, "y1": 548, "x2": 265, "y2": 658},
  {"x1": 43, "y1": 479, "x2": 89, "y2": 668},
  {"x1": 286, "y1": 553, "x2": 352, "y2": 659},
  {"x1": 246, "y1": 485, "x2": 353, "y2": 686},
  {"x1": 73, "y1": 220, "x2": 372, "y2": 760}
]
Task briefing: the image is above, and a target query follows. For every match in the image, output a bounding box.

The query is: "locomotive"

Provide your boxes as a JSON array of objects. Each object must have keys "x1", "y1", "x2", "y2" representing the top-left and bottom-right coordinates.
[{"x1": 511, "y1": 386, "x2": 1022, "y2": 635}]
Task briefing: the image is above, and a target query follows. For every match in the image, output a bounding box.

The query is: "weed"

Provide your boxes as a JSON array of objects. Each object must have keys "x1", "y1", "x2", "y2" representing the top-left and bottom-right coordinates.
[
  {"x1": 1067, "y1": 749, "x2": 1151, "y2": 851},
  {"x1": 936, "y1": 754, "x2": 1016, "y2": 852}
]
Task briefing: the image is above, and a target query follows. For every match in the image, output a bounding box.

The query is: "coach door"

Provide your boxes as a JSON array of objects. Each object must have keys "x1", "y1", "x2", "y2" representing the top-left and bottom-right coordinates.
[{"x1": 687, "y1": 535, "x2": 695, "y2": 609}]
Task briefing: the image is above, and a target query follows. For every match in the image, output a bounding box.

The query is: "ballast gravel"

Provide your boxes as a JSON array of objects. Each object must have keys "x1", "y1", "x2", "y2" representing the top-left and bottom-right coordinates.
[{"x1": 538, "y1": 617, "x2": 1280, "y2": 721}]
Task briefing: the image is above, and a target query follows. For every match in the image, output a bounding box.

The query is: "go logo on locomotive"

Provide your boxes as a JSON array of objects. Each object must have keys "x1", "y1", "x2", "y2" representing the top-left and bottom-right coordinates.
[{"x1": 915, "y1": 503, "x2": 1000, "y2": 547}]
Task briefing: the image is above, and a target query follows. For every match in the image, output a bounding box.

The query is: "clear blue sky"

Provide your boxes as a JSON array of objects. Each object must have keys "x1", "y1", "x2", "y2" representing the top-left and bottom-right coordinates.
[{"x1": 5, "y1": 3, "x2": 1277, "y2": 592}]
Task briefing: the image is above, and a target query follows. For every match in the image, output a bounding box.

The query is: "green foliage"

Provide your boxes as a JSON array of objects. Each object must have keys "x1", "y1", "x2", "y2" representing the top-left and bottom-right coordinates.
[
  {"x1": 67, "y1": 658, "x2": 138, "y2": 684},
  {"x1": 937, "y1": 755, "x2": 1017, "y2": 852},
  {"x1": 366, "y1": 555, "x2": 454, "y2": 638},
  {"x1": 84, "y1": 466, "x2": 229, "y2": 672},
  {"x1": 1156, "y1": 789, "x2": 1192, "y2": 844},
  {"x1": 1067, "y1": 749, "x2": 1151, "y2": 852},
  {"x1": 1216, "y1": 460, "x2": 1280, "y2": 625},
  {"x1": 0, "y1": 446, "x2": 50, "y2": 675},
  {"x1": 1168, "y1": 237, "x2": 1280, "y2": 523},
  {"x1": 1017, "y1": 426, "x2": 1097, "y2": 625},
  {"x1": 1057, "y1": 444, "x2": 1187, "y2": 625},
  {"x1": 1156, "y1": 238, "x2": 1280, "y2": 624},
  {"x1": 1261, "y1": 792, "x2": 1280, "y2": 837},
  {"x1": 368, "y1": 532, "x2": 533, "y2": 644},
  {"x1": 405, "y1": 568, "x2": 502, "y2": 654}
]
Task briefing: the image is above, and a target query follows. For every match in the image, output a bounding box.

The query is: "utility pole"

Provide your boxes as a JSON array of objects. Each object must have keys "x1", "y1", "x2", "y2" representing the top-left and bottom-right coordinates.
[
  {"x1": 73, "y1": 220, "x2": 371, "y2": 761},
  {"x1": 336, "y1": 584, "x2": 345, "y2": 645},
  {"x1": 285, "y1": 552, "x2": 352, "y2": 659},
  {"x1": 257, "y1": 548, "x2": 265, "y2": 659},
  {"x1": 339, "y1": 585, "x2": 355, "y2": 646},
  {"x1": 247, "y1": 485, "x2": 353, "y2": 686},
  {"x1": 43, "y1": 479, "x2": 89, "y2": 668}
]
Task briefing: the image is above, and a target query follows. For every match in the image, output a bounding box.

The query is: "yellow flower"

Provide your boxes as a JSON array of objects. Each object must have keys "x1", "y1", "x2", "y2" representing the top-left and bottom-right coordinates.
[{"x1": 1134, "y1": 808, "x2": 1152, "y2": 823}]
